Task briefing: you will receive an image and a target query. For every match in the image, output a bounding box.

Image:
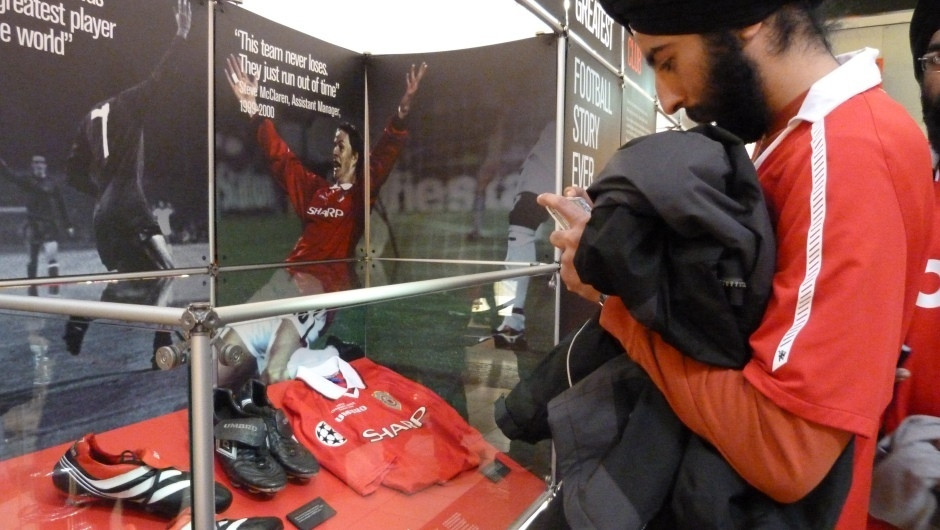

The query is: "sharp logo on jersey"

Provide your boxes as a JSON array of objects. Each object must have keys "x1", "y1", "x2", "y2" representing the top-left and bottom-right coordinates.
[
  {"x1": 315, "y1": 421, "x2": 347, "y2": 447},
  {"x1": 363, "y1": 406, "x2": 427, "y2": 442},
  {"x1": 305, "y1": 206, "x2": 344, "y2": 218},
  {"x1": 372, "y1": 390, "x2": 401, "y2": 410}
]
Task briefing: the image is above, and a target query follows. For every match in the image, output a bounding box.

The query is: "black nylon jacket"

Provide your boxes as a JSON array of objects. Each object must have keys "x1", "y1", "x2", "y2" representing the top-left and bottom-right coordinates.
[{"x1": 575, "y1": 124, "x2": 775, "y2": 367}]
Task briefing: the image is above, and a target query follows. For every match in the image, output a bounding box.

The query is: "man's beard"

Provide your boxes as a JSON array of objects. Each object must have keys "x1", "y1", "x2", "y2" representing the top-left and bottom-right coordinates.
[
  {"x1": 923, "y1": 89, "x2": 940, "y2": 157},
  {"x1": 686, "y1": 32, "x2": 772, "y2": 144}
]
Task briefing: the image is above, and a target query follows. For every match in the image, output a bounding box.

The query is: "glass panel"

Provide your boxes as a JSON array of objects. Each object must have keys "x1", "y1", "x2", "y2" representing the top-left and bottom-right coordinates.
[
  {"x1": 0, "y1": 292, "x2": 194, "y2": 527},
  {"x1": 1, "y1": 265, "x2": 558, "y2": 528},
  {"x1": 210, "y1": 276, "x2": 554, "y2": 529},
  {"x1": 363, "y1": 280, "x2": 557, "y2": 482}
]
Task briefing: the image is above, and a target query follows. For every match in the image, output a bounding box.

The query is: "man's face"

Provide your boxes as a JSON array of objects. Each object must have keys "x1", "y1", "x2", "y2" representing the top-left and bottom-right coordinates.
[
  {"x1": 332, "y1": 129, "x2": 359, "y2": 183},
  {"x1": 922, "y1": 29, "x2": 940, "y2": 156},
  {"x1": 636, "y1": 30, "x2": 771, "y2": 143},
  {"x1": 31, "y1": 156, "x2": 47, "y2": 178}
]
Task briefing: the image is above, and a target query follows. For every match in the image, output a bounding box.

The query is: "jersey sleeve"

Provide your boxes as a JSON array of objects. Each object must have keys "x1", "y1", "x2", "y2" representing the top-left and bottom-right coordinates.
[
  {"x1": 65, "y1": 119, "x2": 97, "y2": 195},
  {"x1": 881, "y1": 182, "x2": 940, "y2": 433},
  {"x1": 367, "y1": 115, "x2": 409, "y2": 201},
  {"x1": 255, "y1": 117, "x2": 329, "y2": 217}
]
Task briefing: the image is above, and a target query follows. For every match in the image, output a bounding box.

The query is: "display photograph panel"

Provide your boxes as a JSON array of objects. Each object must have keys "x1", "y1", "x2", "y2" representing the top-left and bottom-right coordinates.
[
  {"x1": 214, "y1": 2, "x2": 369, "y2": 311},
  {"x1": 0, "y1": 0, "x2": 211, "y2": 285},
  {"x1": 366, "y1": 37, "x2": 558, "y2": 266},
  {"x1": 214, "y1": 5, "x2": 364, "y2": 260},
  {"x1": 363, "y1": 38, "x2": 560, "y2": 363}
]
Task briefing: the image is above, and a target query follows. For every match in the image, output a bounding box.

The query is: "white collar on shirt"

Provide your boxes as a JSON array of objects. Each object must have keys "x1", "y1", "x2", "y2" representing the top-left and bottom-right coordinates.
[
  {"x1": 793, "y1": 47, "x2": 882, "y2": 124},
  {"x1": 295, "y1": 356, "x2": 365, "y2": 399},
  {"x1": 755, "y1": 48, "x2": 882, "y2": 167}
]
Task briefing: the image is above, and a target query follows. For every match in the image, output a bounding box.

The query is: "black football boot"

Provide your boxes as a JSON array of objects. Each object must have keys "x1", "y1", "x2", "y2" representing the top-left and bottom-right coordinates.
[
  {"x1": 237, "y1": 379, "x2": 320, "y2": 481},
  {"x1": 213, "y1": 387, "x2": 286, "y2": 494}
]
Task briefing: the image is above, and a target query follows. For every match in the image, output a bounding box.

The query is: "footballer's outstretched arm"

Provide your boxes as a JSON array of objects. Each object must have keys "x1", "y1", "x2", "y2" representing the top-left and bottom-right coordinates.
[
  {"x1": 396, "y1": 62, "x2": 427, "y2": 120},
  {"x1": 225, "y1": 53, "x2": 259, "y2": 118},
  {"x1": 175, "y1": 0, "x2": 191, "y2": 40}
]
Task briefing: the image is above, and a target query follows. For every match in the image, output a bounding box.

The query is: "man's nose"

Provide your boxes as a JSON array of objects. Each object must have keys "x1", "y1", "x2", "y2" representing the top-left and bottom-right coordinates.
[{"x1": 656, "y1": 81, "x2": 684, "y2": 116}]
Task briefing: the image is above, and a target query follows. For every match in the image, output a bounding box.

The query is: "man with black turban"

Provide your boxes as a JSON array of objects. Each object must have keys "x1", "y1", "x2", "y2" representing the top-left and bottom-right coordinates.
[
  {"x1": 869, "y1": 2, "x2": 940, "y2": 528},
  {"x1": 540, "y1": 1, "x2": 935, "y2": 527},
  {"x1": 908, "y1": 0, "x2": 940, "y2": 167}
]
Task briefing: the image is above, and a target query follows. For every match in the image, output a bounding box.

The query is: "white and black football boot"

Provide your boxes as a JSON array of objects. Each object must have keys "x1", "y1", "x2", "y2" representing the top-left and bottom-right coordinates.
[
  {"x1": 492, "y1": 325, "x2": 528, "y2": 351},
  {"x1": 51, "y1": 433, "x2": 233, "y2": 519}
]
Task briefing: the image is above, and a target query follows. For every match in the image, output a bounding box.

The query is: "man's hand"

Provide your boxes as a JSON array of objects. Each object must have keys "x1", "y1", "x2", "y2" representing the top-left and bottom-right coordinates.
[
  {"x1": 397, "y1": 62, "x2": 428, "y2": 120},
  {"x1": 538, "y1": 187, "x2": 603, "y2": 303},
  {"x1": 175, "y1": 0, "x2": 191, "y2": 40},
  {"x1": 225, "y1": 53, "x2": 259, "y2": 117}
]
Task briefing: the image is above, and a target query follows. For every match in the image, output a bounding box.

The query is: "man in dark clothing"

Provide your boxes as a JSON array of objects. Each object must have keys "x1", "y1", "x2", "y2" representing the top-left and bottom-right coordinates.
[{"x1": 0, "y1": 155, "x2": 74, "y2": 296}]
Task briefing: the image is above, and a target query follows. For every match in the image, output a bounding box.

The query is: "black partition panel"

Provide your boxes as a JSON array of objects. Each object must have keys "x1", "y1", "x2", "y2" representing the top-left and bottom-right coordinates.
[{"x1": 560, "y1": 42, "x2": 625, "y2": 335}]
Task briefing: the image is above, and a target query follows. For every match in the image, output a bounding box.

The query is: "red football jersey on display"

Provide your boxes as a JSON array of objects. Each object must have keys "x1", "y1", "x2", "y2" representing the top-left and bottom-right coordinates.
[{"x1": 281, "y1": 357, "x2": 493, "y2": 495}]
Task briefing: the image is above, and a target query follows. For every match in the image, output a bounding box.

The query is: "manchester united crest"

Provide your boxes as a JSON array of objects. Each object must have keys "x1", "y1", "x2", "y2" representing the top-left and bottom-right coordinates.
[{"x1": 372, "y1": 390, "x2": 401, "y2": 410}]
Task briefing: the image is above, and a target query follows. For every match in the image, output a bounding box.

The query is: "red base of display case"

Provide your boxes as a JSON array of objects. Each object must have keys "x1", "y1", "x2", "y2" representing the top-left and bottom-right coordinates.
[{"x1": 0, "y1": 383, "x2": 547, "y2": 529}]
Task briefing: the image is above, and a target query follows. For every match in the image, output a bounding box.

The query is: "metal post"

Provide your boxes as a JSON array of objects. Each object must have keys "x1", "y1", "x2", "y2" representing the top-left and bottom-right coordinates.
[{"x1": 184, "y1": 303, "x2": 220, "y2": 530}]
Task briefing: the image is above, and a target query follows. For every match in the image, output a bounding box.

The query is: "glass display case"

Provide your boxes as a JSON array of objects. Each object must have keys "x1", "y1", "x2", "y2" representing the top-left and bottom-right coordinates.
[
  {"x1": 0, "y1": 262, "x2": 559, "y2": 529},
  {"x1": 0, "y1": 0, "x2": 651, "y2": 526}
]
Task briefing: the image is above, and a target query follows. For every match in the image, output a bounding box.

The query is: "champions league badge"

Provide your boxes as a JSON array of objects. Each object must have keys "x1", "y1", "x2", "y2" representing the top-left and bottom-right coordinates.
[
  {"x1": 315, "y1": 421, "x2": 347, "y2": 447},
  {"x1": 372, "y1": 390, "x2": 401, "y2": 410}
]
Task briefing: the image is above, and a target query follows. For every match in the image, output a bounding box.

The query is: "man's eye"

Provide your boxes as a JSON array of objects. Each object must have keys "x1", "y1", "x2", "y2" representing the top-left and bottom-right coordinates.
[{"x1": 658, "y1": 58, "x2": 674, "y2": 73}]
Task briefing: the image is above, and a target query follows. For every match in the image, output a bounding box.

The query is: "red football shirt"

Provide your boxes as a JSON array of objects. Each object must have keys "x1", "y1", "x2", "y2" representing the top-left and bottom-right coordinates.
[{"x1": 281, "y1": 357, "x2": 494, "y2": 495}]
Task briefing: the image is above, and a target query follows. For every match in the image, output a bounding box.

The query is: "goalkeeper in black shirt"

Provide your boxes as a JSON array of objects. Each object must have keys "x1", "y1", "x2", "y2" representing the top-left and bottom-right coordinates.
[{"x1": 62, "y1": 0, "x2": 191, "y2": 354}]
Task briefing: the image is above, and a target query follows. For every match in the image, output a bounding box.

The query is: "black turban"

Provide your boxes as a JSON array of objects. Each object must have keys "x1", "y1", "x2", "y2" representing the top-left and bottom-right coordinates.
[
  {"x1": 598, "y1": 0, "x2": 821, "y2": 35},
  {"x1": 910, "y1": 0, "x2": 940, "y2": 84}
]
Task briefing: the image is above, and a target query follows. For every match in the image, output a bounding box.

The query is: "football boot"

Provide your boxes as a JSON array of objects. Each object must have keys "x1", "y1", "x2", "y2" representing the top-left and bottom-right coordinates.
[
  {"x1": 214, "y1": 387, "x2": 287, "y2": 494},
  {"x1": 51, "y1": 433, "x2": 233, "y2": 519},
  {"x1": 62, "y1": 317, "x2": 90, "y2": 356},
  {"x1": 167, "y1": 507, "x2": 284, "y2": 530},
  {"x1": 237, "y1": 379, "x2": 319, "y2": 480},
  {"x1": 492, "y1": 325, "x2": 528, "y2": 351}
]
